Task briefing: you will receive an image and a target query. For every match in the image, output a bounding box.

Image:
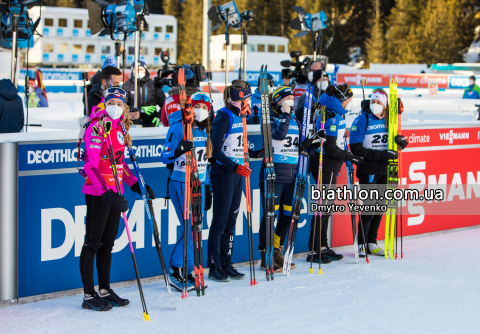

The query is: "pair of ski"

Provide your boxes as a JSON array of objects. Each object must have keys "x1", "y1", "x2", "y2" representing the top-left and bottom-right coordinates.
[
  {"x1": 178, "y1": 68, "x2": 206, "y2": 297},
  {"x1": 259, "y1": 65, "x2": 276, "y2": 281},
  {"x1": 283, "y1": 84, "x2": 314, "y2": 275},
  {"x1": 385, "y1": 79, "x2": 403, "y2": 259}
]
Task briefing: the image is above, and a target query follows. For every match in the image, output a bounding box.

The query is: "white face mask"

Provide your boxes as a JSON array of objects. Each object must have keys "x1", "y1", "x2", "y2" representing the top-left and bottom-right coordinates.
[
  {"x1": 344, "y1": 101, "x2": 353, "y2": 112},
  {"x1": 106, "y1": 105, "x2": 124, "y2": 120},
  {"x1": 370, "y1": 103, "x2": 384, "y2": 115},
  {"x1": 195, "y1": 108, "x2": 209, "y2": 122},
  {"x1": 308, "y1": 72, "x2": 314, "y2": 82},
  {"x1": 470, "y1": 80, "x2": 475, "y2": 86},
  {"x1": 138, "y1": 71, "x2": 146, "y2": 79}
]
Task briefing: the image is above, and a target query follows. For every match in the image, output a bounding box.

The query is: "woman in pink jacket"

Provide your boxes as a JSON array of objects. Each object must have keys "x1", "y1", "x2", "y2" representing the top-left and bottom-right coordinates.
[{"x1": 80, "y1": 88, "x2": 155, "y2": 311}]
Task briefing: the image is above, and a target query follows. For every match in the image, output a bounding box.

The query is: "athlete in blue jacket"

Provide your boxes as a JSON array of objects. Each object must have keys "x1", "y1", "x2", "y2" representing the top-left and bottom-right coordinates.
[
  {"x1": 307, "y1": 84, "x2": 364, "y2": 264},
  {"x1": 350, "y1": 89, "x2": 407, "y2": 257},
  {"x1": 258, "y1": 87, "x2": 324, "y2": 273},
  {"x1": 160, "y1": 92, "x2": 213, "y2": 292},
  {"x1": 208, "y1": 80, "x2": 263, "y2": 282}
]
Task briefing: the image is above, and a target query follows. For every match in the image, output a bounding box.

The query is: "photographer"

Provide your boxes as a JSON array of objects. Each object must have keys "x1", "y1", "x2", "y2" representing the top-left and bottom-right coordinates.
[
  {"x1": 248, "y1": 74, "x2": 275, "y2": 124},
  {"x1": 84, "y1": 66, "x2": 122, "y2": 116},
  {"x1": 123, "y1": 61, "x2": 166, "y2": 127},
  {"x1": 282, "y1": 69, "x2": 293, "y2": 87},
  {"x1": 292, "y1": 61, "x2": 323, "y2": 107},
  {"x1": 294, "y1": 69, "x2": 329, "y2": 123}
]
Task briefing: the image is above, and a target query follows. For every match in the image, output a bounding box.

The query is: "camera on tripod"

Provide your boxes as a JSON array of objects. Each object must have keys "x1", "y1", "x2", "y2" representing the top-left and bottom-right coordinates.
[
  {"x1": 154, "y1": 51, "x2": 207, "y2": 88},
  {"x1": 280, "y1": 51, "x2": 311, "y2": 83}
]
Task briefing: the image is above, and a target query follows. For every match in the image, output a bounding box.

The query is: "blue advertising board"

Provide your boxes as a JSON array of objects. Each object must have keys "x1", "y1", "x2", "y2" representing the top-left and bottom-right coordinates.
[
  {"x1": 17, "y1": 132, "x2": 314, "y2": 298},
  {"x1": 449, "y1": 76, "x2": 480, "y2": 89}
]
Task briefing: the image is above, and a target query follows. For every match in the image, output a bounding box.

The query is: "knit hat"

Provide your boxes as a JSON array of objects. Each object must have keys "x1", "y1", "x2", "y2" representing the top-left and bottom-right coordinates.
[
  {"x1": 272, "y1": 87, "x2": 294, "y2": 104},
  {"x1": 102, "y1": 56, "x2": 117, "y2": 69},
  {"x1": 131, "y1": 60, "x2": 148, "y2": 73},
  {"x1": 230, "y1": 84, "x2": 252, "y2": 101},
  {"x1": 371, "y1": 89, "x2": 388, "y2": 107}
]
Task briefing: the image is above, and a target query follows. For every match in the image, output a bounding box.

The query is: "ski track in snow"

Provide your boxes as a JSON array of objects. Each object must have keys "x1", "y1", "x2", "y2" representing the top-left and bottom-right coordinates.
[{"x1": 1, "y1": 229, "x2": 480, "y2": 334}]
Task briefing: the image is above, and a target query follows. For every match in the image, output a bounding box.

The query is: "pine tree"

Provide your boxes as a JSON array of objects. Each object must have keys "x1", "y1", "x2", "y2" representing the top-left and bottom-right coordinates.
[
  {"x1": 365, "y1": 0, "x2": 386, "y2": 65},
  {"x1": 176, "y1": 0, "x2": 203, "y2": 64}
]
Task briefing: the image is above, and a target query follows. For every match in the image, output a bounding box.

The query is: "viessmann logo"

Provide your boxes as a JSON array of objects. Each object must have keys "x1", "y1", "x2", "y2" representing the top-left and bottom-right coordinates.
[{"x1": 439, "y1": 130, "x2": 470, "y2": 144}]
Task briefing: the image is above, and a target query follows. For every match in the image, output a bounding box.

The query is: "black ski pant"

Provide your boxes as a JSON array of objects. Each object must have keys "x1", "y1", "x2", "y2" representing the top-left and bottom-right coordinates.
[
  {"x1": 308, "y1": 170, "x2": 337, "y2": 251},
  {"x1": 80, "y1": 194, "x2": 121, "y2": 295},
  {"x1": 208, "y1": 167, "x2": 243, "y2": 269},
  {"x1": 357, "y1": 174, "x2": 388, "y2": 245},
  {"x1": 258, "y1": 180, "x2": 295, "y2": 250}
]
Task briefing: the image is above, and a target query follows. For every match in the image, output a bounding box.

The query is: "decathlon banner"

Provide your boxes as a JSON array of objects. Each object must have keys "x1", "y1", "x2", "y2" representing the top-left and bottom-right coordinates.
[{"x1": 16, "y1": 129, "x2": 316, "y2": 298}]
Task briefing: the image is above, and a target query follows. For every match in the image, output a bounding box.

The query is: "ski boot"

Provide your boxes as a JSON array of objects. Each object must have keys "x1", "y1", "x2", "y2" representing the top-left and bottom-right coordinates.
[
  {"x1": 358, "y1": 244, "x2": 366, "y2": 258},
  {"x1": 322, "y1": 246, "x2": 344, "y2": 261},
  {"x1": 222, "y1": 265, "x2": 245, "y2": 280},
  {"x1": 82, "y1": 292, "x2": 113, "y2": 311},
  {"x1": 208, "y1": 267, "x2": 230, "y2": 282},
  {"x1": 274, "y1": 246, "x2": 294, "y2": 272},
  {"x1": 169, "y1": 265, "x2": 195, "y2": 292},
  {"x1": 306, "y1": 250, "x2": 333, "y2": 264},
  {"x1": 368, "y1": 243, "x2": 385, "y2": 256},
  {"x1": 99, "y1": 288, "x2": 129, "y2": 307}
]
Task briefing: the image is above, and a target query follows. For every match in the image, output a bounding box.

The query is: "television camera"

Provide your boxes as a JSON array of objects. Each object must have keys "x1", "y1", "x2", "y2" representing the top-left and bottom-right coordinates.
[{"x1": 154, "y1": 51, "x2": 207, "y2": 88}]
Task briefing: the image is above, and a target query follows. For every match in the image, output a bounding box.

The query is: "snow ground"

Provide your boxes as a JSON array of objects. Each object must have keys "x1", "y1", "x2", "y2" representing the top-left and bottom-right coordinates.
[{"x1": 1, "y1": 228, "x2": 479, "y2": 334}]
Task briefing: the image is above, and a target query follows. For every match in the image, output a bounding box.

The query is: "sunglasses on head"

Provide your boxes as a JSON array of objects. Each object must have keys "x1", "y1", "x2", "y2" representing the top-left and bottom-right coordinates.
[
  {"x1": 191, "y1": 93, "x2": 211, "y2": 103},
  {"x1": 372, "y1": 88, "x2": 387, "y2": 95},
  {"x1": 104, "y1": 87, "x2": 126, "y2": 99}
]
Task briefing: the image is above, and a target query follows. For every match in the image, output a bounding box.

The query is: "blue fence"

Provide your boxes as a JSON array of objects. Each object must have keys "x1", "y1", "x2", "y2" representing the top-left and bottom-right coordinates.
[{"x1": 17, "y1": 132, "x2": 313, "y2": 298}]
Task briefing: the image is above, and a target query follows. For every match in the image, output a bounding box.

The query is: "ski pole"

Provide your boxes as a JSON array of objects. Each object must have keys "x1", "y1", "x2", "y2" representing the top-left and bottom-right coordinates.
[
  {"x1": 310, "y1": 107, "x2": 325, "y2": 274},
  {"x1": 103, "y1": 120, "x2": 150, "y2": 321},
  {"x1": 360, "y1": 79, "x2": 366, "y2": 100},
  {"x1": 240, "y1": 91, "x2": 257, "y2": 286},
  {"x1": 120, "y1": 123, "x2": 176, "y2": 309}
]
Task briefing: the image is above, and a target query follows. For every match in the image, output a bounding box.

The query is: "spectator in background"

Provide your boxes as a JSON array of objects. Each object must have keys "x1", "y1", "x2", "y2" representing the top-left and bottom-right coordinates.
[
  {"x1": 84, "y1": 66, "x2": 122, "y2": 115},
  {"x1": 463, "y1": 75, "x2": 480, "y2": 99},
  {"x1": 123, "y1": 60, "x2": 166, "y2": 127},
  {"x1": 90, "y1": 56, "x2": 117, "y2": 86},
  {"x1": 248, "y1": 74, "x2": 275, "y2": 124},
  {"x1": 0, "y1": 79, "x2": 24, "y2": 133}
]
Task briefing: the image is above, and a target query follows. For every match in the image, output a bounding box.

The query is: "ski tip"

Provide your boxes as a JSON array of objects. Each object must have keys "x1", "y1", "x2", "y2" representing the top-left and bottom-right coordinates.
[
  {"x1": 309, "y1": 268, "x2": 314, "y2": 274},
  {"x1": 144, "y1": 313, "x2": 151, "y2": 321},
  {"x1": 318, "y1": 269, "x2": 323, "y2": 275}
]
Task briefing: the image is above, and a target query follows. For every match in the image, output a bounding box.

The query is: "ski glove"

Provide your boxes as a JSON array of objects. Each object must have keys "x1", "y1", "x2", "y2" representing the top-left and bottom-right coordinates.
[
  {"x1": 131, "y1": 182, "x2": 156, "y2": 199},
  {"x1": 395, "y1": 135, "x2": 408, "y2": 150},
  {"x1": 298, "y1": 130, "x2": 326, "y2": 154},
  {"x1": 380, "y1": 150, "x2": 399, "y2": 160},
  {"x1": 101, "y1": 189, "x2": 129, "y2": 212},
  {"x1": 234, "y1": 164, "x2": 251, "y2": 177},
  {"x1": 141, "y1": 105, "x2": 157, "y2": 116},
  {"x1": 152, "y1": 117, "x2": 160, "y2": 127},
  {"x1": 174, "y1": 140, "x2": 194, "y2": 158},
  {"x1": 346, "y1": 152, "x2": 365, "y2": 166},
  {"x1": 204, "y1": 184, "x2": 212, "y2": 211}
]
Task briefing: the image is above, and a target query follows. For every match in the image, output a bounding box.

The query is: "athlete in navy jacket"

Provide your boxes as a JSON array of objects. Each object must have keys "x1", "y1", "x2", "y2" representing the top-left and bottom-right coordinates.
[
  {"x1": 257, "y1": 87, "x2": 323, "y2": 273},
  {"x1": 350, "y1": 88, "x2": 407, "y2": 257},
  {"x1": 307, "y1": 84, "x2": 364, "y2": 264},
  {"x1": 208, "y1": 80, "x2": 262, "y2": 282}
]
